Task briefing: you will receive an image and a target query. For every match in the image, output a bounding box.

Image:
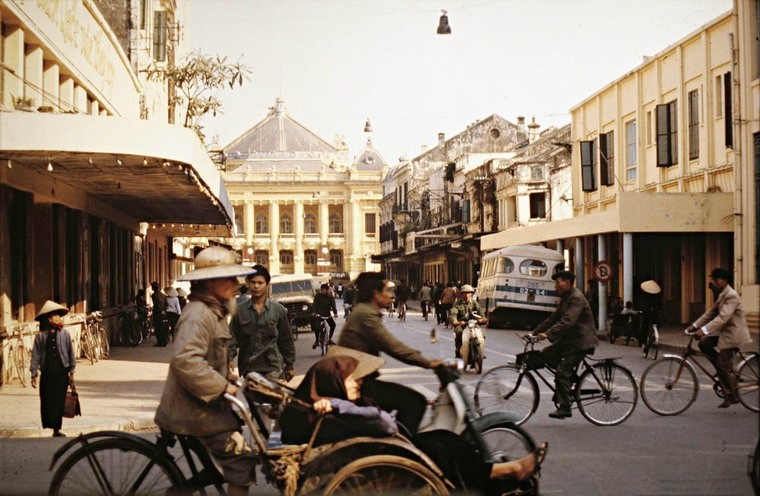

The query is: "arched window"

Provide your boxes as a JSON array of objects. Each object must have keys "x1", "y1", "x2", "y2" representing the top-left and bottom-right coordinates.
[
  {"x1": 304, "y1": 213, "x2": 317, "y2": 234},
  {"x1": 329, "y1": 212, "x2": 342, "y2": 233},
  {"x1": 280, "y1": 214, "x2": 293, "y2": 234},
  {"x1": 280, "y1": 250, "x2": 293, "y2": 265},
  {"x1": 255, "y1": 213, "x2": 268, "y2": 234},
  {"x1": 304, "y1": 250, "x2": 317, "y2": 266},
  {"x1": 330, "y1": 249, "x2": 343, "y2": 269},
  {"x1": 254, "y1": 250, "x2": 269, "y2": 266}
]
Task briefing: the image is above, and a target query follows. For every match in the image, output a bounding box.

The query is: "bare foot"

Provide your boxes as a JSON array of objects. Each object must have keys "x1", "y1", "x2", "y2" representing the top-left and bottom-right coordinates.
[{"x1": 490, "y1": 441, "x2": 548, "y2": 481}]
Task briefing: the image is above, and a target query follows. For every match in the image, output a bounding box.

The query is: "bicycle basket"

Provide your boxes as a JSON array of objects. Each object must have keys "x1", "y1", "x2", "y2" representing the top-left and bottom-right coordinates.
[{"x1": 515, "y1": 350, "x2": 544, "y2": 370}]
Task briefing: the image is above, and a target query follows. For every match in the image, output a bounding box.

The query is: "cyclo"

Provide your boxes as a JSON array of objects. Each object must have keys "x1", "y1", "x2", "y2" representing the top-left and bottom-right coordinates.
[{"x1": 48, "y1": 361, "x2": 542, "y2": 495}]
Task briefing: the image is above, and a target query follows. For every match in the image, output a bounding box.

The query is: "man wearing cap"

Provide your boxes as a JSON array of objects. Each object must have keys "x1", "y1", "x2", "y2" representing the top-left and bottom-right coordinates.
[
  {"x1": 154, "y1": 246, "x2": 258, "y2": 495},
  {"x1": 229, "y1": 265, "x2": 295, "y2": 382},
  {"x1": 151, "y1": 282, "x2": 169, "y2": 347},
  {"x1": 686, "y1": 268, "x2": 752, "y2": 408},
  {"x1": 532, "y1": 270, "x2": 599, "y2": 419},
  {"x1": 338, "y1": 271, "x2": 444, "y2": 435},
  {"x1": 450, "y1": 284, "x2": 486, "y2": 360}
]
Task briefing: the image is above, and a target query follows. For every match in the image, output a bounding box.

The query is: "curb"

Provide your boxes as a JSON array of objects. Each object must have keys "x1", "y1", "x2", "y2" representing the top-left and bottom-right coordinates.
[{"x1": 0, "y1": 418, "x2": 157, "y2": 439}]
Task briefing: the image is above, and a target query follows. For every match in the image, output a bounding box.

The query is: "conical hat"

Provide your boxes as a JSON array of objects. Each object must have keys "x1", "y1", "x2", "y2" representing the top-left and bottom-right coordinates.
[
  {"x1": 640, "y1": 280, "x2": 661, "y2": 294},
  {"x1": 177, "y1": 246, "x2": 256, "y2": 281},
  {"x1": 35, "y1": 301, "x2": 69, "y2": 321},
  {"x1": 165, "y1": 287, "x2": 178, "y2": 297},
  {"x1": 176, "y1": 288, "x2": 188, "y2": 297},
  {"x1": 326, "y1": 346, "x2": 386, "y2": 379}
]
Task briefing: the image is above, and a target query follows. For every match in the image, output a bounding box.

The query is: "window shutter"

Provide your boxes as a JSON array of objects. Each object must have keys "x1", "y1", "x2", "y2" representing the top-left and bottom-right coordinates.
[
  {"x1": 600, "y1": 132, "x2": 615, "y2": 186},
  {"x1": 463, "y1": 200, "x2": 471, "y2": 223},
  {"x1": 724, "y1": 71, "x2": 733, "y2": 148},
  {"x1": 580, "y1": 140, "x2": 596, "y2": 192},
  {"x1": 656, "y1": 104, "x2": 671, "y2": 167}
]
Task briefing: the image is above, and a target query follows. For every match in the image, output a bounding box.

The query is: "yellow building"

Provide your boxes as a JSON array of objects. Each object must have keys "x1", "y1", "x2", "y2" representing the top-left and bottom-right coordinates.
[
  {"x1": 483, "y1": 9, "x2": 758, "y2": 330},
  {"x1": 223, "y1": 99, "x2": 384, "y2": 279}
]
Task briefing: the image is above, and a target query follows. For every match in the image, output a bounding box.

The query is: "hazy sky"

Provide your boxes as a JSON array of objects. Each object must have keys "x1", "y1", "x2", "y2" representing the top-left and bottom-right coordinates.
[{"x1": 189, "y1": 0, "x2": 732, "y2": 164}]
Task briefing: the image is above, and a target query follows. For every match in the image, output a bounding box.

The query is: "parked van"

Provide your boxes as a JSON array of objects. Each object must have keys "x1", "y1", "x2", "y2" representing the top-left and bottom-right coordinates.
[{"x1": 269, "y1": 274, "x2": 315, "y2": 333}]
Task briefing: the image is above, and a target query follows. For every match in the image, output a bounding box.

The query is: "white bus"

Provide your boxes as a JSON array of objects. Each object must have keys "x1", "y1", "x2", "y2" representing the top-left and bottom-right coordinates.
[{"x1": 478, "y1": 244, "x2": 565, "y2": 329}]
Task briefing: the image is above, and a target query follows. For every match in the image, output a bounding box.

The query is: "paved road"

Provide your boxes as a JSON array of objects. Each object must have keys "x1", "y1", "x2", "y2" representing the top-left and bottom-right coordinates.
[{"x1": 1, "y1": 307, "x2": 756, "y2": 495}]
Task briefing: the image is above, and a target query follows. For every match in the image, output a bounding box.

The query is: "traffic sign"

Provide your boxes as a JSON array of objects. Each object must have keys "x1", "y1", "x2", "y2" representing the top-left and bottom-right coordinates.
[{"x1": 593, "y1": 261, "x2": 613, "y2": 282}]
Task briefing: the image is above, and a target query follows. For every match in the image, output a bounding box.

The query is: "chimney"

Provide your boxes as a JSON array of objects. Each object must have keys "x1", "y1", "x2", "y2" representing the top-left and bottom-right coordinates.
[
  {"x1": 438, "y1": 132, "x2": 445, "y2": 148},
  {"x1": 528, "y1": 116, "x2": 541, "y2": 144},
  {"x1": 420, "y1": 144, "x2": 428, "y2": 154},
  {"x1": 516, "y1": 116, "x2": 527, "y2": 140}
]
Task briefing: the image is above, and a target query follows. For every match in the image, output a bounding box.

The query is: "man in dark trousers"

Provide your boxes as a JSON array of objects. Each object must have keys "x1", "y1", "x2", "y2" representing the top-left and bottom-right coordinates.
[
  {"x1": 533, "y1": 270, "x2": 599, "y2": 419},
  {"x1": 312, "y1": 283, "x2": 338, "y2": 347},
  {"x1": 151, "y1": 281, "x2": 169, "y2": 347}
]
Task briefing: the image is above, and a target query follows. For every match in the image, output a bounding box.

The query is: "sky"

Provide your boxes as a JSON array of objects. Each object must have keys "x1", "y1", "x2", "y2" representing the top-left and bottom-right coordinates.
[{"x1": 188, "y1": 0, "x2": 733, "y2": 165}]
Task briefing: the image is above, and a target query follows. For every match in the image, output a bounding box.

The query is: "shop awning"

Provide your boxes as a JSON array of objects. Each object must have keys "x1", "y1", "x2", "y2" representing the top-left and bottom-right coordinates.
[{"x1": 0, "y1": 112, "x2": 234, "y2": 236}]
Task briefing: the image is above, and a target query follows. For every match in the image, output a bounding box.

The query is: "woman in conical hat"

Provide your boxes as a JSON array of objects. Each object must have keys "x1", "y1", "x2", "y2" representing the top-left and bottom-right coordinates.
[{"x1": 30, "y1": 301, "x2": 76, "y2": 437}]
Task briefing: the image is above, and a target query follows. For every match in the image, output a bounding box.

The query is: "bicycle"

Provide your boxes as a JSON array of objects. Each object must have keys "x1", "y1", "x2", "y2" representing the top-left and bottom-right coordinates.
[
  {"x1": 314, "y1": 315, "x2": 332, "y2": 356},
  {"x1": 48, "y1": 373, "x2": 455, "y2": 495},
  {"x1": 640, "y1": 334, "x2": 759, "y2": 415},
  {"x1": 116, "y1": 306, "x2": 143, "y2": 346},
  {"x1": 74, "y1": 314, "x2": 98, "y2": 365},
  {"x1": 397, "y1": 301, "x2": 407, "y2": 322},
  {"x1": 3, "y1": 324, "x2": 33, "y2": 387},
  {"x1": 474, "y1": 335, "x2": 639, "y2": 426},
  {"x1": 85, "y1": 311, "x2": 109, "y2": 359}
]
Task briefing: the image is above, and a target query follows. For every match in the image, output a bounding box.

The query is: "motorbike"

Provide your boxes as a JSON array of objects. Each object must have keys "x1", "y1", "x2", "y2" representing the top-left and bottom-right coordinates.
[{"x1": 459, "y1": 313, "x2": 485, "y2": 374}]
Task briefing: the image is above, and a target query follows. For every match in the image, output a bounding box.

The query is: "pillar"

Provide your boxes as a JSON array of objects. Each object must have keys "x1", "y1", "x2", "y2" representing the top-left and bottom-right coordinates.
[
  {"x1": 2, "y1": 25, "x2": 24, "y2": 108},
  {"x1": 74, "y1": 85, "x2": 87, "y2": 113},
  {"x1": 597, "y1": 235, "x2": 607, "y2": 332},
  {"x1": 244, "y1": 202, "x2": 254, "y2": 245},
  {"x1": 24, "y1": 45, "x2": 43, "y2": 108},
  {"x1": 623, "y1": 233, "x2": 633, "y2": 306},
  {"x1": 269, "y1": 202, "x2": 280, "y2": 273},
  {"x1": 42, "y1": 61, "x2": 60, "y2": 109},
  {"x1": 59, "y1": 76, "x2": 74, "y2": 112},
  {"x1": 295, "y1": 201, "x2": 305, "y2": 274},
  {"x1": 319, "y1": 201, "x2": 329, "y2": 245},
  {"x1": 575, "y1": 237, "x2": 585, "y2": 293},
  {"x1": 90, "y1": 99, "x2": 99, "y2": 115},
  {"x1": 351, "y1": 201, "x2": 361, "y2": 257}
]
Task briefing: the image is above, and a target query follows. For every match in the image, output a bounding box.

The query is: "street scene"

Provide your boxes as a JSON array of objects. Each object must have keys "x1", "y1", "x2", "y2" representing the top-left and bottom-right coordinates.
[{"x1": 1, "y1": 0, "x2": 759, "y2": 495}]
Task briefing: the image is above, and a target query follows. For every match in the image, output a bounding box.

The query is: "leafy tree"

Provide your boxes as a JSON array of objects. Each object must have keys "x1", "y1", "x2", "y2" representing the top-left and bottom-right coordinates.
[{"x1": 144, "y1": 52, "x2": 251, "y2": 143}]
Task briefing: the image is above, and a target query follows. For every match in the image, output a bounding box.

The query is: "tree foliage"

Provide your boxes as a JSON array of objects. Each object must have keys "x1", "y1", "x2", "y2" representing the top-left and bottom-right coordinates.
[{"x1": 144, "y1": 52, "x2": 251, "y2": 143}]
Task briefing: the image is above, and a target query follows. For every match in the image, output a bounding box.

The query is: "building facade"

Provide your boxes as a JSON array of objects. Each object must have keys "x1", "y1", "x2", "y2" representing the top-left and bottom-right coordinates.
[
  {"x1": 483, "y1": 6, "x2": 758, "y2": 330},
  {"x1": 0, "y1": 0, "x2": 233, "y2": 331},
  {"x1": 222, "y1": 99, "x2": 384, "y2": 279}
]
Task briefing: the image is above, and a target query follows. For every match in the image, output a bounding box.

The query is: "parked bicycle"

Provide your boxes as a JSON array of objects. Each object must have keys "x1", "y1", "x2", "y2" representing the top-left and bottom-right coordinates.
[
  {"x1": 474, "y1": 334, "x2": 639, "y2": 426},
  {"x1": 640, "y1": 334, "x2": 759, "y2": 415},
  {"x1": 3, "y1": 323, "x2": 33, "y2": 386},
  {"x1": 609, "y1": 309, "x2": 659, "y2": 359},
  {"x1": 116, "y1": 306, "x2": 144, "y2": 347},
  {"x1": 314, "y1": 315, "x2": 332, "y2": 356},
  {"x1": 84, "y1": 311, "x2": 109, "y2": 360},
  {"x1": 75, "y1": 314, "x2": 99, "y2": 365}
]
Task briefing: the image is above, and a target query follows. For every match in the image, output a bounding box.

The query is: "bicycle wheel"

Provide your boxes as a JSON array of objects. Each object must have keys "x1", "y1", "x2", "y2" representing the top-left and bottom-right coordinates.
[
  {"x1": 97, "y1": 326, "x2": 110, "y2": 359},
  {"x1": 736, "y1": 354, "x2": 759, "y2": 413},
  {"x1": 16, "y1": 343, "x2": 31, "y2": 387},
  {"x1": 400, "y1": 304, "x2": 406, "y2": 322},
  {"x1": 80, "y1": 331, "x2": 96, "y2": 364},
  {"x1": 640, "y1": 357, "x2": 698, "y2": 416},
  {"x1": 474, "y1": 365, "x2": 539, "y2": 425},
  {"x1": 49, "y1": 438, "x2": 185, "y2": 496},
  {"x1": 642, "y1": 325, "x2": 659, "y2": 360},
  {"x1": 291, "y1": 319, "x2": 299, "y2": 341},
  {"x1": 320, "y1": 324, "x2": 328, "y2": 356},
  {"x1": 322, "y1": 454, "x2": 449, "y2": 495},
  {"x1": 576, "y1": 362, "x2": 638, "y2": 426},
  {"x1": 477, "y1": 422, "x2": 536, "y2": 462}
]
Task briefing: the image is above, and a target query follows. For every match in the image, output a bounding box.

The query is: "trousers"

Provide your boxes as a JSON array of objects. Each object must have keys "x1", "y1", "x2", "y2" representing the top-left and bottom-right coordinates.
[
  {"x1": 541, "y1": 347, "x2": 586, "y2": 411},
  {"x1": 698, "y1": 336, "x2": 738, "y2": 399}
]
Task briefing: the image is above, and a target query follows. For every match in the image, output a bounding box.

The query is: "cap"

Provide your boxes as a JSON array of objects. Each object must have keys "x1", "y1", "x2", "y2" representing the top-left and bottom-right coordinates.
[
  {"x1": 35, "y1": 301, "x2": 69, "y2": 321},
  {"x1": 326, "y1": 346, "x2": 386, "y2": 380},
  {"x1": 460, "y1": 284, "x2": 475, "y2": 293},
  {"x1": 640, "y1": 280, "x2": 661, "y2": 294},
  {"x1": 710, "y1": 268, "x2": 731, "y2": 281},
  {"x1": 551, "y1": 270, "x2": 576, "y2": 283},
  {"x1": 177, "y1": 246, "x2": 256, "y2": 281}
]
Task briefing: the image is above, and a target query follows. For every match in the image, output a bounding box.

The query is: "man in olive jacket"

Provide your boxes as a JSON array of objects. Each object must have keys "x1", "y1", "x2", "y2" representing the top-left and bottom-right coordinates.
[
  {"x1": 687, "y1": 267, "x2": 752, "y2": 408},
  {"x1": 155, "y1": 247, "x2": 257, "y2": 495},
  {"x1": 533, "y1": 270, "x2": 599, "y2": 419}
]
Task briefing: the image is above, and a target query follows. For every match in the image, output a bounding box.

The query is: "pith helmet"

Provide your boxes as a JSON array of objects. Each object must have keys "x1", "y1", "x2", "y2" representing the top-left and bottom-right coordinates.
[
  {"x1": 165, "y1": 287, "x2": 178, "y2": 297},
  {"x1": 35, "y1": 301, "x2": 69, "y2": 321},
  {"x1": 640, "y1": 280, "x2": 661, "y2": 295},
  {"x1": 177, "y1": 246, "x2": 256, "y2": 281},
  {"x1": 460, "y1": 284, "x2": 475, "y2": 293}
]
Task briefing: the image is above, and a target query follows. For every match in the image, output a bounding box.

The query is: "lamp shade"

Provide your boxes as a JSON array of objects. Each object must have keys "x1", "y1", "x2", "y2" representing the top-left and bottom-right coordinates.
[{"x1": 437, "y1": 11, "x2": 451, "y2": 34}]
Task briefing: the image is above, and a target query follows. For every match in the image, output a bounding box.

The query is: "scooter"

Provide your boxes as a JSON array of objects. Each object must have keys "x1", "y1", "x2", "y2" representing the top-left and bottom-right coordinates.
[{"x1": 459, "y1": 314, "x2": 485, "y2": 374}]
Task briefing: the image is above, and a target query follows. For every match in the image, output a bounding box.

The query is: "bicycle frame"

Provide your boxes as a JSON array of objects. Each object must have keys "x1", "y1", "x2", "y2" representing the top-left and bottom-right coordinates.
[{"x1": 662, "y1": 336, "x2": 754, "y2": 393}]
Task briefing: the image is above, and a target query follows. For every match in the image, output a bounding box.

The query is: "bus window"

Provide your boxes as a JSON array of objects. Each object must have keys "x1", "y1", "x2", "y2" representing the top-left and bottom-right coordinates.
[
  {"x1": 496, "y1": 257, "x2": 514, "y2": 274},
  {"x1": 520, "y1": 259, "x2": 547, "y2": 277}
]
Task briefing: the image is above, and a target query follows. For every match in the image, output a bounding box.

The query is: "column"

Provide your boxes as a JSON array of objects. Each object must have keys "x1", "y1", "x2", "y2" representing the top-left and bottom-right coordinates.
[
  {"x1": 24, "y1": 45, "x2": 43, "y2": 108},
  {"x1": 351, "y1": 201, "x2": 361, "y2": 257},
  {"x1": 42, "y1": 61, "x2": 60, "y2": 109},
  {"x1": 294, "y1": 201, "x2": 304, "y2": 274},
  {"x1": 319, "y1": 201, "x2": 329, "y2": 245},
  {"x1": 74, "y1": 85, "x2": 87, "y2": 113},
  {"x1": 59, "y1": 76, "x2": 74, "y2": 112},
  {"x1": 244, "y1": 202, "x2": 254, "y2": 245},
  {"x1": 90, "y1": 99, "x2": 99, "y2": 115},
  {"x1": 575, "y1": 237, "x2": 585, "y2": 293},
  {"x1": 2, "y1": 25, "x2": 24, "y2": 107},
  {"x1": 269, "y1": 202, "x2": 280, "y2": 273},
  {"x1": 623, "y1": 233, "x2": 633, "y2": 306},
  {"x1": 597, "y1": 235, "x2": 607, "y2": 332}
]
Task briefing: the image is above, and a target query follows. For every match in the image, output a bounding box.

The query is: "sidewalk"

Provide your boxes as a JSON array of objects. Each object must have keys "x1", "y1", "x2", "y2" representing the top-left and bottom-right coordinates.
[{"x1": 0, "y1": 340, "x2": 174, "y2": 438}]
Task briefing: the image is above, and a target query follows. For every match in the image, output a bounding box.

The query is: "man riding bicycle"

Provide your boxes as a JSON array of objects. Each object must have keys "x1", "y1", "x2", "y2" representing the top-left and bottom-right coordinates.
[
  {"x1": 312, "y1": 283, "x2": 338, "y2": 348},
  {"x1": 532, "y1": 270, "x2": 599, "y2": 419}
]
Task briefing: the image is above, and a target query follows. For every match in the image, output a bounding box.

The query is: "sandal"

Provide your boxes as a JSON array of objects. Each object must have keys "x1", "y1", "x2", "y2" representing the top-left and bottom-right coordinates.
[{"x1": 515, "y1": 442, "x2": 548, "y2": 481}]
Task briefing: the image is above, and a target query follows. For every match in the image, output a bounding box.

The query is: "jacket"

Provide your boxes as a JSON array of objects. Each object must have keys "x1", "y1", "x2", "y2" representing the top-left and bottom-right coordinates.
[
  {"x1": 338, "y1": 302, "x2": 432, "y2": 369},
  {"x1": 692, "y1": 284, "x2": 752, "y2": 350},
  {"x1": 451, "y1": 299, "x2": 485, "y2": 331},
  {"x1": 30, "y1": 328, "x2": 76, "y2": 378},
  {"x1": 154, "y1": 300, "x2": 240, "y2": 436},
  {"x1": 229, "y1": 298, "x2": 295, "y2": 376},
  {"x1": 440, "y1": 287, "x2": 456, "y2": 305},
  {"x1": 533, "y1": 286, "x2": 599, "y2": 355}
]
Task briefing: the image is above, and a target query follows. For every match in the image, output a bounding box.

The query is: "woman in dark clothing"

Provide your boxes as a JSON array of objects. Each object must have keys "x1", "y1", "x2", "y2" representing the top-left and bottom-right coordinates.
[
  {"x1": 281, "y1": 348, "x2": 547, "y2": 494},
  {"x1": 30, "y1": 301, "x2": 76, "y2": 437}
]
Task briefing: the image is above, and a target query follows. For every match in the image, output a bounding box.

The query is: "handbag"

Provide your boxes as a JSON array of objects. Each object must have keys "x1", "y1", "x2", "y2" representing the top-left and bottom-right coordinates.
[{"x1": 63, "y1": 384, "x2": 82, "y2": 418}]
